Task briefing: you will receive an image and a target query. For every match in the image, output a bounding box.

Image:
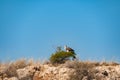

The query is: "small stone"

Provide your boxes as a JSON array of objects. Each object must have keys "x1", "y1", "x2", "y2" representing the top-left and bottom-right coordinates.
[{"x1": 102, "y1": 71, "x2": 108, "y2": 76}]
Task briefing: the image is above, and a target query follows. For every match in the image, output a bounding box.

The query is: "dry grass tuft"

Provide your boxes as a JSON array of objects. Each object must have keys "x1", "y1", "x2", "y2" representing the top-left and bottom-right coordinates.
[{"x1": 100, "y1": 61, "x2": 119, "y2": 66}]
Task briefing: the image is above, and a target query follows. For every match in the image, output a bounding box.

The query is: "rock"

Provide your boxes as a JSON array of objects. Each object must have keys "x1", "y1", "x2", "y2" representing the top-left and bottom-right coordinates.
[
  {"x1": 102, "y1": 71, "x2": 108, "y2": 76},
  {"x1": 11, "y1": 77, "x2": 18, "y2": 80},
  {"x1": 16, "y1": 66, "x2": 36, "y2": 80},
  {"x1": 3, "y1": 77, "x2": 18, "y2": 80},
  {"x1": 1, "y1": 61, "x2": 120, "y2": 80},
  {"x1": 95, "y1": 65, "x2": 120, "y2": 80},
  {"x1": 0, "y1": 77, "x2": 2, "y2": 80},
  {"x1": 33, "y1": 65, "x2": 75, "y2": 80},
  {"x1": 82, "y1": 76, "x2": 88, "y2": 80}
]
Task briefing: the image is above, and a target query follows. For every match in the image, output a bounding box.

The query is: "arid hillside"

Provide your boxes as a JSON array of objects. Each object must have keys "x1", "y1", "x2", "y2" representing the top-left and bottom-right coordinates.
[{"x1": 0, "y1": 59, "x2": 120, "y2": 80}]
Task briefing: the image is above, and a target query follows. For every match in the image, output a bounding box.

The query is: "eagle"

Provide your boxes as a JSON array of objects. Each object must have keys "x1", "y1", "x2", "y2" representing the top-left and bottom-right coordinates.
[
  {"x1": 64, "y1": 45, "x2": 76, "y2": 60},
  {"x1": 64, "y1": 45, "x2": 74, "y2": 52}
]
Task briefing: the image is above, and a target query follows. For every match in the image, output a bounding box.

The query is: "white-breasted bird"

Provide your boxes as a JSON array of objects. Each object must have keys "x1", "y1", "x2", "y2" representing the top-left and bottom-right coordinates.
[
  {"x1": 64, "y1": 45, "x2": 76, "y2": 60},
  {"x1": 64, "y1": 45, "x2": 74, "y2": 52}
]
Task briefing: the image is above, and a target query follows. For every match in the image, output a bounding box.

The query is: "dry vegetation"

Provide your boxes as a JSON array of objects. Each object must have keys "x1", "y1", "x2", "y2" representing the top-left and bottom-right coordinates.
[
  {"x1": 63, "y1": 60, "x2": 119, "y2": 80},
  {"x1": 0, "y1": 59, "x2": 120, "y2": 80}
]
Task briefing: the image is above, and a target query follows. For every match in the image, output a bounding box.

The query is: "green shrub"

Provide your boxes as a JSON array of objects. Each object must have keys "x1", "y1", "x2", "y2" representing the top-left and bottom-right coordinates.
[{"x1": 49, "y1": 51, "x2": 76, "y2": 64}]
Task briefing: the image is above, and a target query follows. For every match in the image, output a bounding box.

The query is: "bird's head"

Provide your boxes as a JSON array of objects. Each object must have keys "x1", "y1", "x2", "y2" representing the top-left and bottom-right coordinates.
[{"x1": 64, "y1": 45, "x2": 67, "y2": 50}]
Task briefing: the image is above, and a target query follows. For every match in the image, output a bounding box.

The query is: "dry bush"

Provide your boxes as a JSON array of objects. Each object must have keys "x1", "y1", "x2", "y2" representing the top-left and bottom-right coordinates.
[
  {"x1": 0, "y1": 58, "x2": 42, "y2": 79},
  {"x1": 100, "y1": 61, "x2": 119, "y2": 66},
  {"x1": 64, "y1": 60, "x2": 119, "y2": 80},
  {"x1": 0, "y1": 58, "x2": 41, "y2": 79},
  {"x1": 1, "y1": 59, "x2": 28, "y2": 78},
  {"x1": 64, "y1": 61, "x2": 103, "y2": 80},
  {"x1": 27, "y1": 59, "x2": 36, "y2": 66},
  {"x1": 64, "y1": 60, "x2": 99, "y2": 68},
  {"x1": 64, "y1": 61, "x2": 95, "y2": 80},
  {"x1": 109, "y1": 61, "x2": 119, "y2": 66},
  {"x1": 4, "y1": 63, "x2": 18, "y2": 77},
  {"x1": 13, "y1": 59, "x2": 28, "y2": 69}
]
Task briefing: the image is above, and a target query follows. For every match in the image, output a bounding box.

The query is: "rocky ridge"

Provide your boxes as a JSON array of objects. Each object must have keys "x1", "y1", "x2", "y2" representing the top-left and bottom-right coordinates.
[{"x1": 0, "y1": 60, "x2": 120, "y2": 80}]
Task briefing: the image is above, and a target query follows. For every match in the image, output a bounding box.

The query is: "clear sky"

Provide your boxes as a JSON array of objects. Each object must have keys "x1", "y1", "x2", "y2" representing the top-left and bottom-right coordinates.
[{"x1": 0, "y1": 0, "x2": 120, "y2": 62}]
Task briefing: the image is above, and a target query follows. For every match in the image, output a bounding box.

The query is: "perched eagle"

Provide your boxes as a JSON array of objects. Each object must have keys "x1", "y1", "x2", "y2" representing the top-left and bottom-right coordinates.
[
  {"x1": 64, "y1": 45, "x2": 76, "y2": 60},
  {"x1": 64, "y1": 45, "x2": 74, "y2": 52}
]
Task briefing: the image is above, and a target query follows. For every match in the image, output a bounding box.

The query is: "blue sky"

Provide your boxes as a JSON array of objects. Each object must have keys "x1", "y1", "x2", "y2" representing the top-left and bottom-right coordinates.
[{"x1": 0, "y1": 0, "x2": 120, "y2": 62}]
